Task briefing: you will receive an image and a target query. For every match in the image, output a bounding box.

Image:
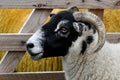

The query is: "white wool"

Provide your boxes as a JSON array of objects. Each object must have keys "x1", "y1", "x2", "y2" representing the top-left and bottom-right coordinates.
[{"x1": 62, "y1": 33, "x2": 120, "y2": 80}]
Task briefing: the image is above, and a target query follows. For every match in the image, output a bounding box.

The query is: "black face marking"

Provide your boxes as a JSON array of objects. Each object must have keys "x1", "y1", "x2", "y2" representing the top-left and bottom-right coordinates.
[
  {"x1": 81, "y1": 41, "x2": 87, "y2": 54},
  {"x1": 83, "y1": 22, "x2": 91, "y2": 30},
  {"x1": 55, "y1": 20, "x2": 71, "y2": 38},
  {"x1": 40, "y1": 11, "x2": 79, "y2": 57},
  {"x1": 86, "y1": 36, "x2": 94, "y2": 44},
  {"x1": 41, "y1": 18, "x2": 96, "y2": 57},
  {"x1": 26, "y1": 9, "x2": 98, "y2": 59},
  {"x1": 83, "y1": 22, "x2": 96, "y2": 34},
  {"x1": 50, "y1": 13, "x2": 55, "y2": 17}
]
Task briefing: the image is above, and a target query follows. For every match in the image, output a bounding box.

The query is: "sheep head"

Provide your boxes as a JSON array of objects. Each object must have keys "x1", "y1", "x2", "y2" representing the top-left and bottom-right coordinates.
[{"x1": 26, "y1": 6, "x2": 106, "y2": 60}]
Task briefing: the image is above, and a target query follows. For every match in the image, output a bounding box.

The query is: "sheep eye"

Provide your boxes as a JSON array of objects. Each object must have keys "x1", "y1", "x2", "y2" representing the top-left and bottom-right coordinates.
[
  {"x1": 55, "y1": 27, "x2": 70, "y2": 38},
  {"x1": 60, "y1": 27, "x2": 68, "y2": 34}
]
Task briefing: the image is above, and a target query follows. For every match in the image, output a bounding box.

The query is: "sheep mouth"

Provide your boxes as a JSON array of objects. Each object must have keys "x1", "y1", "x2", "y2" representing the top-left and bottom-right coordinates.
[{"x1": 29, "y1": 52, "x2": 44, "y2": 60}]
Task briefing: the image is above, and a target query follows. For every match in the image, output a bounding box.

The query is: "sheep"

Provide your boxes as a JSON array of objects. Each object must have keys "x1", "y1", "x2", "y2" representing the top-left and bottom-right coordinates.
[{"x1": 26, "y1": 6, "x2": 120, "y2": 80}]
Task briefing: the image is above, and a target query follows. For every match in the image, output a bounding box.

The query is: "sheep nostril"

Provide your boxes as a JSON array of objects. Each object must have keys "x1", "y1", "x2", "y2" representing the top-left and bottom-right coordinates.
[{"x1": 27, "y1": 43, "x2": 34, "y2": 48}]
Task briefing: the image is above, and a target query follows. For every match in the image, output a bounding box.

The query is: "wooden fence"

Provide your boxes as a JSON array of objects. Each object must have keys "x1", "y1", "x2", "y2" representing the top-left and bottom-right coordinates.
[{"x1": 0, "y1": 0, "x2": 120, "y2": 80}]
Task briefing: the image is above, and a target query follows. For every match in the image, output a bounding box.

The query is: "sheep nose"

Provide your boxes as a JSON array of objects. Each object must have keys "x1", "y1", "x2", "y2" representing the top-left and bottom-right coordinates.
[{"x1": 27, "y1": 43, "x2": 34, "y2": 49}]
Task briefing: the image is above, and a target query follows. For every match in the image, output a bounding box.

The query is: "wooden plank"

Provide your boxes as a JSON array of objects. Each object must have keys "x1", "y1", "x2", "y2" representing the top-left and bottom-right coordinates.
[
  {"x1": 0, "y1": 0, "x2": 120, "y2": 9},
  {"x1": 0, "y1": 71, "x2": 65, "y2": 80},
  {"x1": 89, "y1": 9, "x2": 104, "y2": 20},
  {"x1": 106, "y1": 33, "x2": 120, "y2": 43},
  {"x1": 0, "y1": 33, "x2": 119, "y2": 51},
  {"x1": 0, "y1": 34, "x2": 31, "y2": 51},
  {"x1": 19, "y1": 9, "x2": 52, "y2": 33},
  {"x1": 0, "y1": 9, "x2": 52, "y2": 73},
  {"x1": 0, "y1": 51, "x2": 25, "y2": 73}
]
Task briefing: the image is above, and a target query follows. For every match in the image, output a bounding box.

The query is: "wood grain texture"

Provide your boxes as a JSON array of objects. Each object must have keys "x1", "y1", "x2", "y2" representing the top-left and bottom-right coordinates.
[
  {"x1": 0, "y1": 9, "x2": 52, "y2": 73},
  {"x1": 19, "y1": 9, "x2": 52, "y2": 33},
  {"x1": 0, "y1": 71, "x2": 65, "y2": 80},
  {"x1": 0, "y1": 34, "x2": 31, "y2": 51},
  {"x1": 0, "y1": 33, "x2": 119, "y2": 51},
  {"x1": 89, "y1": 9, "x2": 104, "y2": 20},
  {"x1": 0, "y1": 51, "x2": 25, "y2": 73},
  {"x1": 106, "y1": 33, "x2": 120, "y2": 43},
  {"x1": 0, "y1": 0, "x2": 120, "y2": 9}
]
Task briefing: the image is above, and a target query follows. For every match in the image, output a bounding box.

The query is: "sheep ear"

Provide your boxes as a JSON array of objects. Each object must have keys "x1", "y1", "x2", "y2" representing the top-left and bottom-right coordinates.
[
  {"x1": 50, "y1": 13, "x2": 55, "y2": 17},
  {"x1": 67, "y1": 6, "x2": 79, "y2": 12},
  {"x1": 73, "y1": 22, "x2": 81, "y2": 32}
]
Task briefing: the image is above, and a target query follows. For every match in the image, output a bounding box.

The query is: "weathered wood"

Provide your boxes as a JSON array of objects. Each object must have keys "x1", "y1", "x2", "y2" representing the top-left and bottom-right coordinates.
[
  {"x1": 0, "y1": 33, "x2": 119, "y2": 51},
  {"x1": 0, "y1": 34, "x2": 31, "y2": 51},
  {"x1": 89, "y1": 9, "x2": 104, "y2": 20},
  {"x1": 0, "y1": 71, "x2": 65, "y2": 80},
  {"x1": 0, "y1": 9, "x2": 52, "y2": 73},
  {"x1": 106, "y1": 33, "x2": 120, "y2": 43},
  {"x1": 0, "y1": 51, "x2": 25, "y2": 73},
  {"x1": 19, "y1": 9, "x2": 52, "y2": 33},
  {"x1": 0, "y1": 0, "x2": 120, "y2": 9}
]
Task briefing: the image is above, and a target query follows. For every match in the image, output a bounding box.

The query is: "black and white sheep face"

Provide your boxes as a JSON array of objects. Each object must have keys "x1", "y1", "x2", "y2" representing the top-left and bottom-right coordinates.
[{"x1": 26, "y1": 10, "x2": 96, "y2": 60}]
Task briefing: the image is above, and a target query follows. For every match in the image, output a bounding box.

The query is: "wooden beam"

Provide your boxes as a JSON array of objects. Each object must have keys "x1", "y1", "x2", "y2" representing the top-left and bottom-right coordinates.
[
  {"x1": 19, "y1": 9, "x2": 52, "y2": 33},
  {"x1": 89, "y1": 9, "x2": 104, "y2": 20},
  {"x1": 0, "y1": 33, "x2": 31, "y2": 51},
  {"x1": 0, "y1": 71, "x2": 65, "y2": 80},
  {"x1": 0, "y1": 51, "x2": 25, "y2": 73},
  {"x1": 0, "y1": 33, "x2": 119, "y2": 51},
  {"x1": 106, "y1": 33, "x2": 120, "y2": 43},
  {"x1": 0, "y1": 0, "x2": 120, "y2": 9}
]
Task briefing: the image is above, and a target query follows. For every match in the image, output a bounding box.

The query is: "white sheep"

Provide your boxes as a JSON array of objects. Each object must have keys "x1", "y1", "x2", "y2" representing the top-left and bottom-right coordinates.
[
  {"x1": 62, "y1": 32, "x2": 120, "y2": 80},
  {"x1": 26, "y1": 6, "x2": 120, "y2": 80}
]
